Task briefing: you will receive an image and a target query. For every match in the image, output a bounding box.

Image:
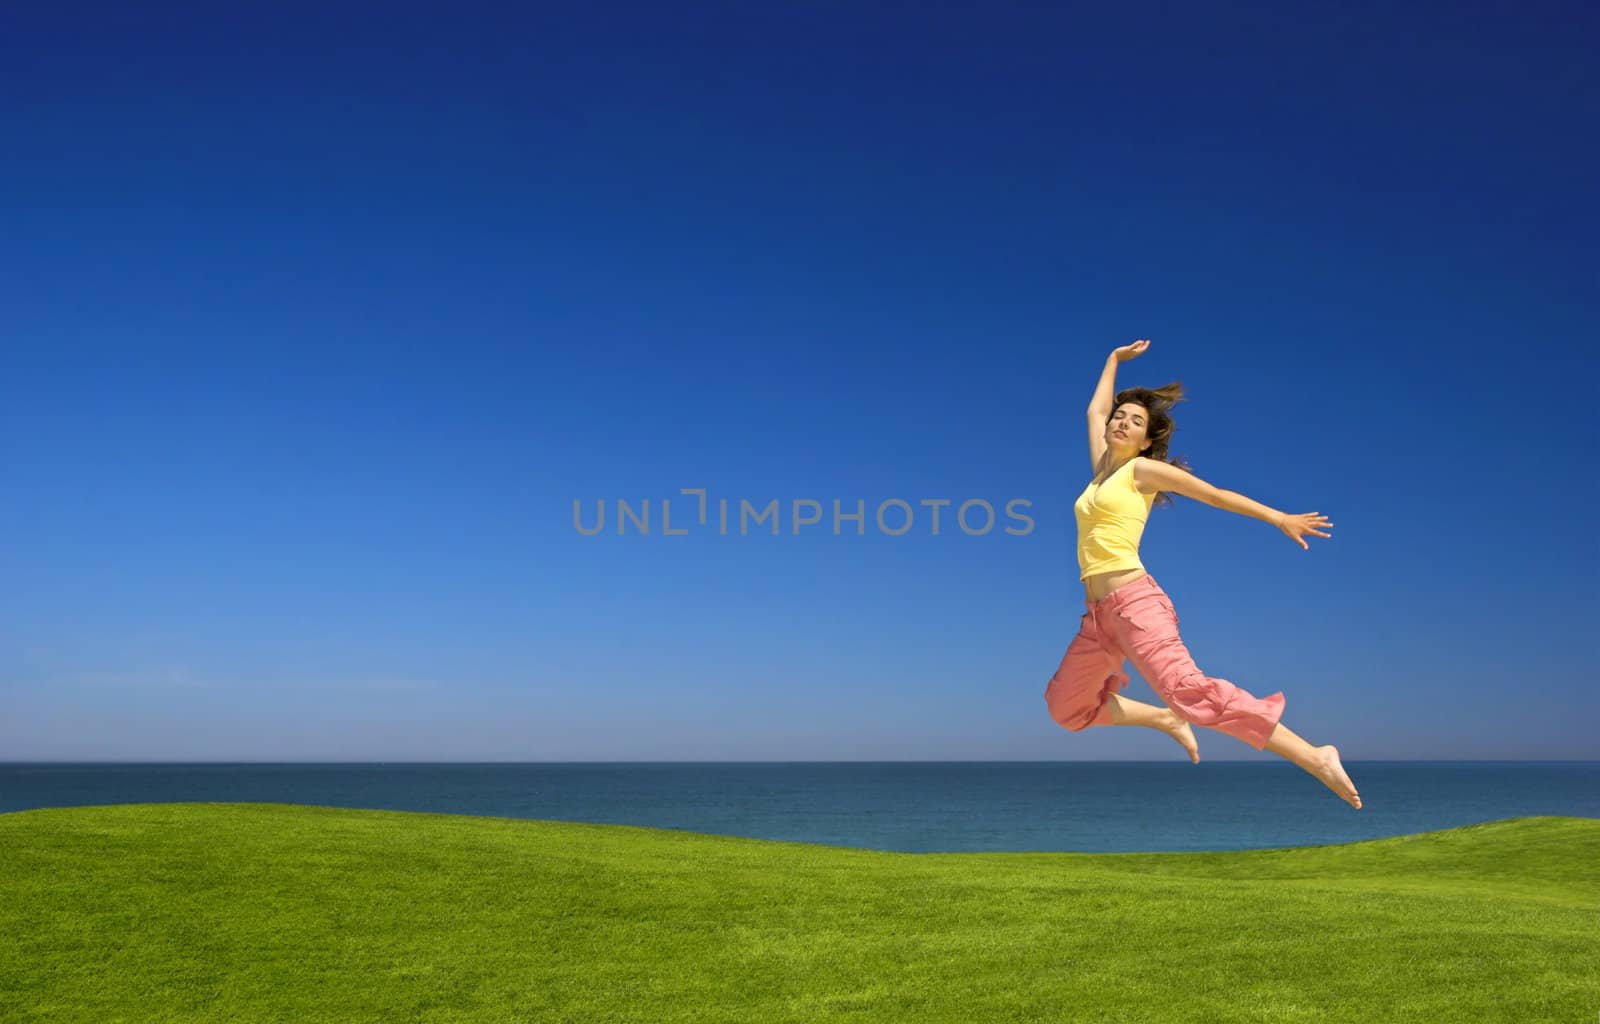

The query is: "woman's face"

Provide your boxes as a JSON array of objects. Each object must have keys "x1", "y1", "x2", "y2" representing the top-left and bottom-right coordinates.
[{"x1": 1107, "y1": 403, "x2": 1151, "y2": 452}]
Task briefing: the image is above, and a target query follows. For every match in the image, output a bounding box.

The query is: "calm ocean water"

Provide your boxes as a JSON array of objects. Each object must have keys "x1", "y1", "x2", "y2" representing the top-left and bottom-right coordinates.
[{"x1": 2, "y1": 761, "x2": 1596, "y2": 853}]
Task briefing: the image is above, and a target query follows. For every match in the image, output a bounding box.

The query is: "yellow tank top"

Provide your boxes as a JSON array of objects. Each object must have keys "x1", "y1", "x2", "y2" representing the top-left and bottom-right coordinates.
[{"x1": 1074, "y1": 457, "x2": 1158, "y2": 580}]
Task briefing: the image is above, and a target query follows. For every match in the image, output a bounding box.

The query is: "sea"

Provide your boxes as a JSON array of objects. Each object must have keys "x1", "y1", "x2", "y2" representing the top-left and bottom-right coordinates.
[{"x1": 1, "y1": 761, "x2": 1596, "y2": 853}]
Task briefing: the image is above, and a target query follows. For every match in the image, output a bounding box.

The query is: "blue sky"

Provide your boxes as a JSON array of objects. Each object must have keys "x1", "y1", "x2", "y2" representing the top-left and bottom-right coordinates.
[{"x1": 3, "y1": 1, "x2": 1596, "y2": 762}]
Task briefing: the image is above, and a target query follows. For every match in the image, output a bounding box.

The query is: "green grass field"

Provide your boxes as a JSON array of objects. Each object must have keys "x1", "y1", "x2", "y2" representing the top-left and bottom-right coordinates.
[{"x1": 2, "y1": 804, "x2": 1596, "y2": 1023}]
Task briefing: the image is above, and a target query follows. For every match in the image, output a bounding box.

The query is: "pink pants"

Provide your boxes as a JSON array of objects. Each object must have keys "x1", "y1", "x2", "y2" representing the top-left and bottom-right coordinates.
[{"x1": 1044, "y1": 574, "x2": 1286, "y2": 750}]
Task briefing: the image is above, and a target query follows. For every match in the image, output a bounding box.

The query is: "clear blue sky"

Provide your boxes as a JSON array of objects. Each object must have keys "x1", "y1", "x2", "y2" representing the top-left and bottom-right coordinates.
[{"x1": 4, "y1": 1, "x2": 1596, "y2": 762}]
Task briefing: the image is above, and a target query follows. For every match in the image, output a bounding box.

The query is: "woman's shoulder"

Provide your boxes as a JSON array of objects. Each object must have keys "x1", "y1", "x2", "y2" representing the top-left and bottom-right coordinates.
[{"x1": 1130, "y1": 456, "x2": 1162, "y2": 495}]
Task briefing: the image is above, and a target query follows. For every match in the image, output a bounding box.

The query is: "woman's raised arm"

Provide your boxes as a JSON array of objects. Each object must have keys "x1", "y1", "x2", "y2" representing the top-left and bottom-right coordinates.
[
  {"x1": 1085, "y1": 340, "x2": 1150, "y2": 471},
  {"x1": 1087, "y1": 339, "x2": 1149, "y2": 415}
]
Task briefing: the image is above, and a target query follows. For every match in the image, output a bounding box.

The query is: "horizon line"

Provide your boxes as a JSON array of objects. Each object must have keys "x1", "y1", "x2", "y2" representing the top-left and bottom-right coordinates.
[{"x1": 4, "y1": 758, "x2": 1597, "y2": 766}]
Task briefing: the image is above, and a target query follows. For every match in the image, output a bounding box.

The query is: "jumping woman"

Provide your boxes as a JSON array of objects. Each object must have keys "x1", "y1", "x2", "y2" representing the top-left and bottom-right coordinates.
[{"x1": 1044, "y1": 339, "x2": 1362, "y2": 809}]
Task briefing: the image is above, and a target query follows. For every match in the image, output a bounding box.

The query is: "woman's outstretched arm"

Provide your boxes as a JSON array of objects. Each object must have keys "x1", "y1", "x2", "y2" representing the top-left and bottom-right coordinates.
[{"x1": 1134, "y1": 458, "x2": 1334, "y2": 550}]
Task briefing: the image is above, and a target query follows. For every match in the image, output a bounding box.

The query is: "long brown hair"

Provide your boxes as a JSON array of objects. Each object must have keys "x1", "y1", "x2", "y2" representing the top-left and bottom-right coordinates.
[{"x1": 1106, "y1": 381, "x2": 1194, "y2": 509}]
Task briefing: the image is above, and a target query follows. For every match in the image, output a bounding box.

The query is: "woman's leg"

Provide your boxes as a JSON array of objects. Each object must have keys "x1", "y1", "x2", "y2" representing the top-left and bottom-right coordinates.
[
  {"x1": 1262, "y1": 720, "x2": 1362, "y2": 809},
  {"x1": 1114, "y1": 595, "x2": 1286, "y2": 750},
  {"x1": 1105, "y1": 693, "x2": 1200, "y2": 763},
  {"x1": 1109, "y1": 582, "x2": 1361, "y2": 808},
  {"x1": 1045, "y1": 615, "x2": 1200, "y2": 762}
]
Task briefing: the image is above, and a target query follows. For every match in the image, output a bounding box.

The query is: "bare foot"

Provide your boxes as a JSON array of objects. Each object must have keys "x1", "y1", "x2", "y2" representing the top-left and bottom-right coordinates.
[
  {"x1": 1311, "y1": 745, "x2": 1362, "y2": 809},
  {"x1": 1160, "y1": 711, "x2": 1200, "y2": 764}
]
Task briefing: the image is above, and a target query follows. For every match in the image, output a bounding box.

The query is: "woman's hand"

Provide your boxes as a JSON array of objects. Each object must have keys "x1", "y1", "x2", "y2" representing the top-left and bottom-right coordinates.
[
  {"x1": 1276, "y1": 512, "x2": 1333, "y2": 550},
  {"x1": 1112, "y1": 339, "x2": 1150, "y2": 362}
]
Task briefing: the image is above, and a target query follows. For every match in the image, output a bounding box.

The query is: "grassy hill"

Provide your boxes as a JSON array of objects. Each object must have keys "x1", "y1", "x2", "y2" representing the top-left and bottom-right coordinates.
[{"x1": 3, "y1": 803, "x2": 1596, "y2": 1023}]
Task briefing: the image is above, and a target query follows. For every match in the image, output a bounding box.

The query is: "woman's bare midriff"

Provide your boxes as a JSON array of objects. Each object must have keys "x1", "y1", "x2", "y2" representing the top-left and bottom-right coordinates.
[{"x1": 1083, "y1": 567, "x2": 1148, "y2": 603}]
